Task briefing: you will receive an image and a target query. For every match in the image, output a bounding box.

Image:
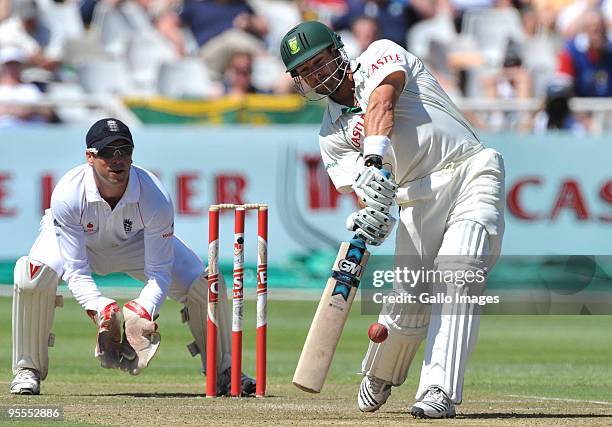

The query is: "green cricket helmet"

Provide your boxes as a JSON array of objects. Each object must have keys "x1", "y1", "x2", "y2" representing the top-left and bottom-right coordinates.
[
  {"x1": 280, "y1": 21, "x2": 344, "y2": 77},
  {"x1": 280, "y1": 21, "x2": 349, "y2": 100}
]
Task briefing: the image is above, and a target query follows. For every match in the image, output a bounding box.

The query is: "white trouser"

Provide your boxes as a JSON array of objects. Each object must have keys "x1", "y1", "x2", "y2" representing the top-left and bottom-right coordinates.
[{"x1": 362, "y1": 148, "x2": 505, "y2": 403}]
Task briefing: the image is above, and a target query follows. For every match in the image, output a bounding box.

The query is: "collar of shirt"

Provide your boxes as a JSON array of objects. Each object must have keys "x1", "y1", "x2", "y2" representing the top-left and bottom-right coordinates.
[
  {"x1": 84, "y1": 165, "x2": 140, "y2": 205},
  {"x1": 326, "y1": 60, "x2": 365, "y2": 123}
]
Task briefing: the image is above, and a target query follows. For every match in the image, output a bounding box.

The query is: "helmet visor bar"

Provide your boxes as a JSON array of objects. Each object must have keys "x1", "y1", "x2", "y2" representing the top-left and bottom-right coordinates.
[{"x1": 292, "y1": 49, "x2": 349, "y2": 101}]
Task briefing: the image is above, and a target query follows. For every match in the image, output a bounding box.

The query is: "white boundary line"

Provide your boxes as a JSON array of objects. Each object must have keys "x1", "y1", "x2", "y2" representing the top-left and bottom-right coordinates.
[{"x1": 508, "y1": 394, "x2": 612, "y2": 406}]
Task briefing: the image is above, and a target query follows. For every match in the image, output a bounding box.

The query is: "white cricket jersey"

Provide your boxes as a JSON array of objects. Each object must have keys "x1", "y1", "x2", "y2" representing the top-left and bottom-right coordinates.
[
  {"x1": 50, "y1": 164, "x2": 174, "y2": 313},
  {"x1": 319, "y1": 39, "x2": 483, "y2": 196}
]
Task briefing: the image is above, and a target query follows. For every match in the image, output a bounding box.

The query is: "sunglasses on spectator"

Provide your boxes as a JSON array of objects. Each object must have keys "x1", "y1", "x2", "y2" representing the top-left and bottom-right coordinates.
[{"x1": 88, "y1": 145, "x2": 134, "y2": 159}]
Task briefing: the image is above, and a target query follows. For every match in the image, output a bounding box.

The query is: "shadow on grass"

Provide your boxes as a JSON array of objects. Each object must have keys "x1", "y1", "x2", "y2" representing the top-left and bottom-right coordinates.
[
  {"x1": 382, "y1": 411, "x2": 612, "y2": 419},
  {"x1": 77, "y1": 392, "x2": 279, "y2": 399},
  {"x1": 457, "y1": 413, "x2": 612, "y2": 419}
]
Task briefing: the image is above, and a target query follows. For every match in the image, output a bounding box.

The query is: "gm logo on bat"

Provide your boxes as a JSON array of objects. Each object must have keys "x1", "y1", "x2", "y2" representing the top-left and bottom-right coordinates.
[{"x1": 338, "y1": 259, "x2": 362, "y2": 277}]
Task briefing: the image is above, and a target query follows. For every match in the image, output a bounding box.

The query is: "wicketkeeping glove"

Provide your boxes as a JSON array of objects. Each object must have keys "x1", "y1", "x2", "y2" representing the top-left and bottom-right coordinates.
[
  {"x1": 119, "y1": 299, "x2": 161, "y2": 375},
  {"x1": 346, "y1": 206, "x2": 397, "y2": 246},
  {"x1": 353, "y1": 165, "x2": 398, "y2": 213},
  {"x1": 87, "y1": 297, "x2": 123, "y2": 369}
]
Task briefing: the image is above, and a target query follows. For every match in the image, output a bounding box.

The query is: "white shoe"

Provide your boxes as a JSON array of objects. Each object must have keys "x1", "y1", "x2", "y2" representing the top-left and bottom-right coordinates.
[
  {"x1": 10, "y1": 368, "x2": 41, "y2": 395},
  {"x1": 410, "y1": 386, "x2": 456, "y2": 419},
  {"x1": 358, "y1": 375, "x2": 391, "y2": 412}
]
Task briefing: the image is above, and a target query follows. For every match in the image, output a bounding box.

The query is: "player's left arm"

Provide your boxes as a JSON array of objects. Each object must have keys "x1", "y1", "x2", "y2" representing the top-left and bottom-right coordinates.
[
  {"x1": 364, "y1": 71, "x2": 406, "y2": 139},
  {"x1": 139, "y1": 199, "x2": 174, "y2": 318},
  {"x1": 349, "y1": 49, "x2": 408, "y2": 244},
  {"x1": 120, "y1": 189, "x2": 174, "y2": 375},
  {"x1": 352, "y1": 71, "x2": 405, "y2": 210}
]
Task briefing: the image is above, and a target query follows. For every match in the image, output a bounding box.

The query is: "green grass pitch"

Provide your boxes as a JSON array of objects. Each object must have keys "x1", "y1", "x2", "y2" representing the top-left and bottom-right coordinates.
[{"x1": 1, "y1": 296, "x2": 612, "y2": 425}]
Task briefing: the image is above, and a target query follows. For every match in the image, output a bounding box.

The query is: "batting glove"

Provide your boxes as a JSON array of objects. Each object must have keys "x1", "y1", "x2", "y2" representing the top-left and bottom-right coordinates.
[
  {"x1": 119, "y1": 299, "x2": 161, "y2": 375},
  {"x1": 346, "y1": 206, "x2": 397, "y2": 246},
  {"x1": 87, "y1": 297, "x2": 123, "y2": 369},
  {"x1": 353, "y1": 165, "x2": 398, "y2": 213}
]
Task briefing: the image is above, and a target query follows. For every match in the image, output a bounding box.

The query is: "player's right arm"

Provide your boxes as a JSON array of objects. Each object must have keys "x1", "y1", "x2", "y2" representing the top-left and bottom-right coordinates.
[
  {"x1": 50, "y1": 186, "x2": 107, "y2": 313},
  {"x1": 320, "y1": 131, "x2": 396, "y2": 246},
  {"x1": 319, "y1": 130, "x2": 363, "y2": 195},
  {"x1": 51, "y1": 185, "x2": 122, "y2": 368}
]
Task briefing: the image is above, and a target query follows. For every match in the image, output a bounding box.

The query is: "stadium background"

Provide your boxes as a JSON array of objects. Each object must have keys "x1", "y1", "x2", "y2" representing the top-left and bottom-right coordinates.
[{"x1": 0, "y1": 0, "x2": 611, "y2": 423}]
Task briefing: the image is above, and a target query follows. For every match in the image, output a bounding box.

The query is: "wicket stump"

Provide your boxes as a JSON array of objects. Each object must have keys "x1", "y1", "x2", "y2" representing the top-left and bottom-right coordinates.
[{"x1": 207, "y1": 204, "x2": 268, "y2": 398}]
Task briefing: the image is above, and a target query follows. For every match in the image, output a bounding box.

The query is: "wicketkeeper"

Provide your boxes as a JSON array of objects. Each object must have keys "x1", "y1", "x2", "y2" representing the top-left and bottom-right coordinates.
[
  {"x1": 10, "y1": 118, "x2": 254, "y2": 396},
  {"x1": 281, "y1": 22, "x2": 505, "y2": 418}
]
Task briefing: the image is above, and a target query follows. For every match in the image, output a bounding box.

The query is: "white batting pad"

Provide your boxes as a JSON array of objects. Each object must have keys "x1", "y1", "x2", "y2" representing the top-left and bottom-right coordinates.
[
  {"x1": 183, "y1": 271, "x2": 232, "y2": 374},
  {"x1": 361, "y1": 297, "x2": 429, "y2": 386},
  {"x1": 416, "y1": 220, "x2": 492, "y2": 404},
  {"x1": 12, "y1": 256, "x2": 61, "y2": 380}
]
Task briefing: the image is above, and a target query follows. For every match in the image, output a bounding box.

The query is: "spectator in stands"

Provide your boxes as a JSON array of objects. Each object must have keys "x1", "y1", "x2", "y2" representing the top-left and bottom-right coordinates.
[
  {"x1": 222, "y1": 51, "x2": 267, "y2": 96},
  {"x1": 0, "y1": 46, "x2": 54, "y2": 127},
  {"x1": 159, "y1": 0, "x2": 268, "y2": 79},
  {"x1": 558, "y1": 8, "x2": 612, "y2": 97},
  {"x1": 482, "y1": 40, "x2": 532, "y2": 131},
  {"x1": 445, "y1": 0, "x2": 495, "y2": 32},
  {"x1": 0, "y1": 0, "x2": 60, "y2": 72},
  {"x1": 533, "y1": 80, "x2": 586, "y2": 134},
  {"x1": 297, "y1": 0, "x2": 349, "y2": 24},
  {"x1": 555, "y1": 0, "x2": 612, "y2": 38},
  {"x1": 331, "y1": 0, "x2": 435, "y2": 48},
  {"x1": 151, "y1": 0, "x2": 188, "y2": 56},
  {"x1": 0, "y1": 0, "x2": 10, "y2": 21},
  {"x1": 530, "y1": 0, "x2": 573, "y2": 35},
  {"x1": 342, "y1": 15, "x2": 379, "y2": 58}
]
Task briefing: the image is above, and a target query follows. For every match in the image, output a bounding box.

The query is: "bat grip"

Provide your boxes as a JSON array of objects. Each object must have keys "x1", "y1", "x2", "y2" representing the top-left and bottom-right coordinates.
[{"x1": 349, "y1": 234, "x2": 367, "y2": 249}]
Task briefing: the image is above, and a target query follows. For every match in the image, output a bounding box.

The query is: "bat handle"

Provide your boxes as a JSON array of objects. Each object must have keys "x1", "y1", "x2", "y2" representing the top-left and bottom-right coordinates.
[{"x1": 350, "y1": 235, "x2": 367, "y2": 249}]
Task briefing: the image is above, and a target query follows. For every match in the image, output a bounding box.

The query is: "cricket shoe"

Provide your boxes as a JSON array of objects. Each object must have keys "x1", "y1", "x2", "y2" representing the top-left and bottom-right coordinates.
[
  {"x1": 410, "y1": 386, "x2": 456, "y2": 419},
  {"x1": 358, "y1": 375, "x2": 391, "y2": 412},
  {"x1": 10, "y1": 368, "x2": 41, "y2": 395},
  {"x1": 216, "y1": 369, "x2": 256, "y2": 396}
]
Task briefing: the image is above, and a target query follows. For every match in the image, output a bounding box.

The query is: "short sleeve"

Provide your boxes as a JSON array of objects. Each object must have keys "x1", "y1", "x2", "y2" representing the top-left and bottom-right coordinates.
[
  {"x1": 360, "y1": 39, "x2": 413, "y2": 102},
  {"x1": 319, "y1": 133, "x2": 362, "y2": 194}
]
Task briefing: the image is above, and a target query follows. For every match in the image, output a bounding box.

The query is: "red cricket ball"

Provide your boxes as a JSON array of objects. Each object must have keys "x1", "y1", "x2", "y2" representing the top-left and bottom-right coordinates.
[{"x1": 368, "y1": 322, "x2": 388, "y2": 343}]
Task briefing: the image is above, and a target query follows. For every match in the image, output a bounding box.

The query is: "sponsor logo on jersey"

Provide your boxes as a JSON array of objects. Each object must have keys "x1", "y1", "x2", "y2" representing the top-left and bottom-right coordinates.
[
  {"x1": 123, "y1": 218, "x2": 133, "y2": 233},
  {"x1": 162, "y1": 222, "x2": 174, "y2": 238},
  {"x1": 325, "y1": 160, "x2": 338, "y2": 170},
  {"x1": 84, "y1": 221, "x2": 97, "y2": 233},
  {"x1": 347, "y1": 114, "x2": 365, "y2": 149},
  {"x1": 368, "y1": 53, "x2": 405, "y2": 75}
]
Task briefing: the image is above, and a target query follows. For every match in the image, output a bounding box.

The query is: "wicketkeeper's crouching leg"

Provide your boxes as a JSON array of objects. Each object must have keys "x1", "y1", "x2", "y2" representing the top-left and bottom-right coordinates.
[
  {"x1": 11, "y1": 257, "x2": 63, "y2": 395},
  {"x1": 172, "y1": 270, "x2": 256, "y2": 396}
]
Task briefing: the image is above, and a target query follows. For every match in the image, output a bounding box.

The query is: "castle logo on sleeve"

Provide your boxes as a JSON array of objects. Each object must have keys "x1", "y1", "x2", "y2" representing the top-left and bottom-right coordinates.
[
  {"x1": 346, "y1": 114, "x2": 365, "y2": 149},
  {"x1": 368, "y1": 53, "x2": 406, "y2": 76}
]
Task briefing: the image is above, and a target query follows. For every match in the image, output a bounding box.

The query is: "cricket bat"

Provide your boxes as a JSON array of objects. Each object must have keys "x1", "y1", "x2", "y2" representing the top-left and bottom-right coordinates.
[{"x1": 292, "y1": 236, "x2": 370, "y2": 393}]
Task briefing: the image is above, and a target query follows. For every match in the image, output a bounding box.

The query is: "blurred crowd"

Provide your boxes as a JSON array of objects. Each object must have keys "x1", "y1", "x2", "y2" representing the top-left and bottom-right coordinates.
[{"x1": 1, "y1": 0, "x2": 612, "y2": 132}]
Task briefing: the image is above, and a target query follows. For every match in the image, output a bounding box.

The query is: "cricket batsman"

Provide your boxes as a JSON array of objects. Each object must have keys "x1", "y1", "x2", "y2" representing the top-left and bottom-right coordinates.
[
  {"x1": 10, "y1": 118, "x2": 254, "y2": 396},
  {"x1": 280, "y1": 22, "x2": 505, "y2": 418}
]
